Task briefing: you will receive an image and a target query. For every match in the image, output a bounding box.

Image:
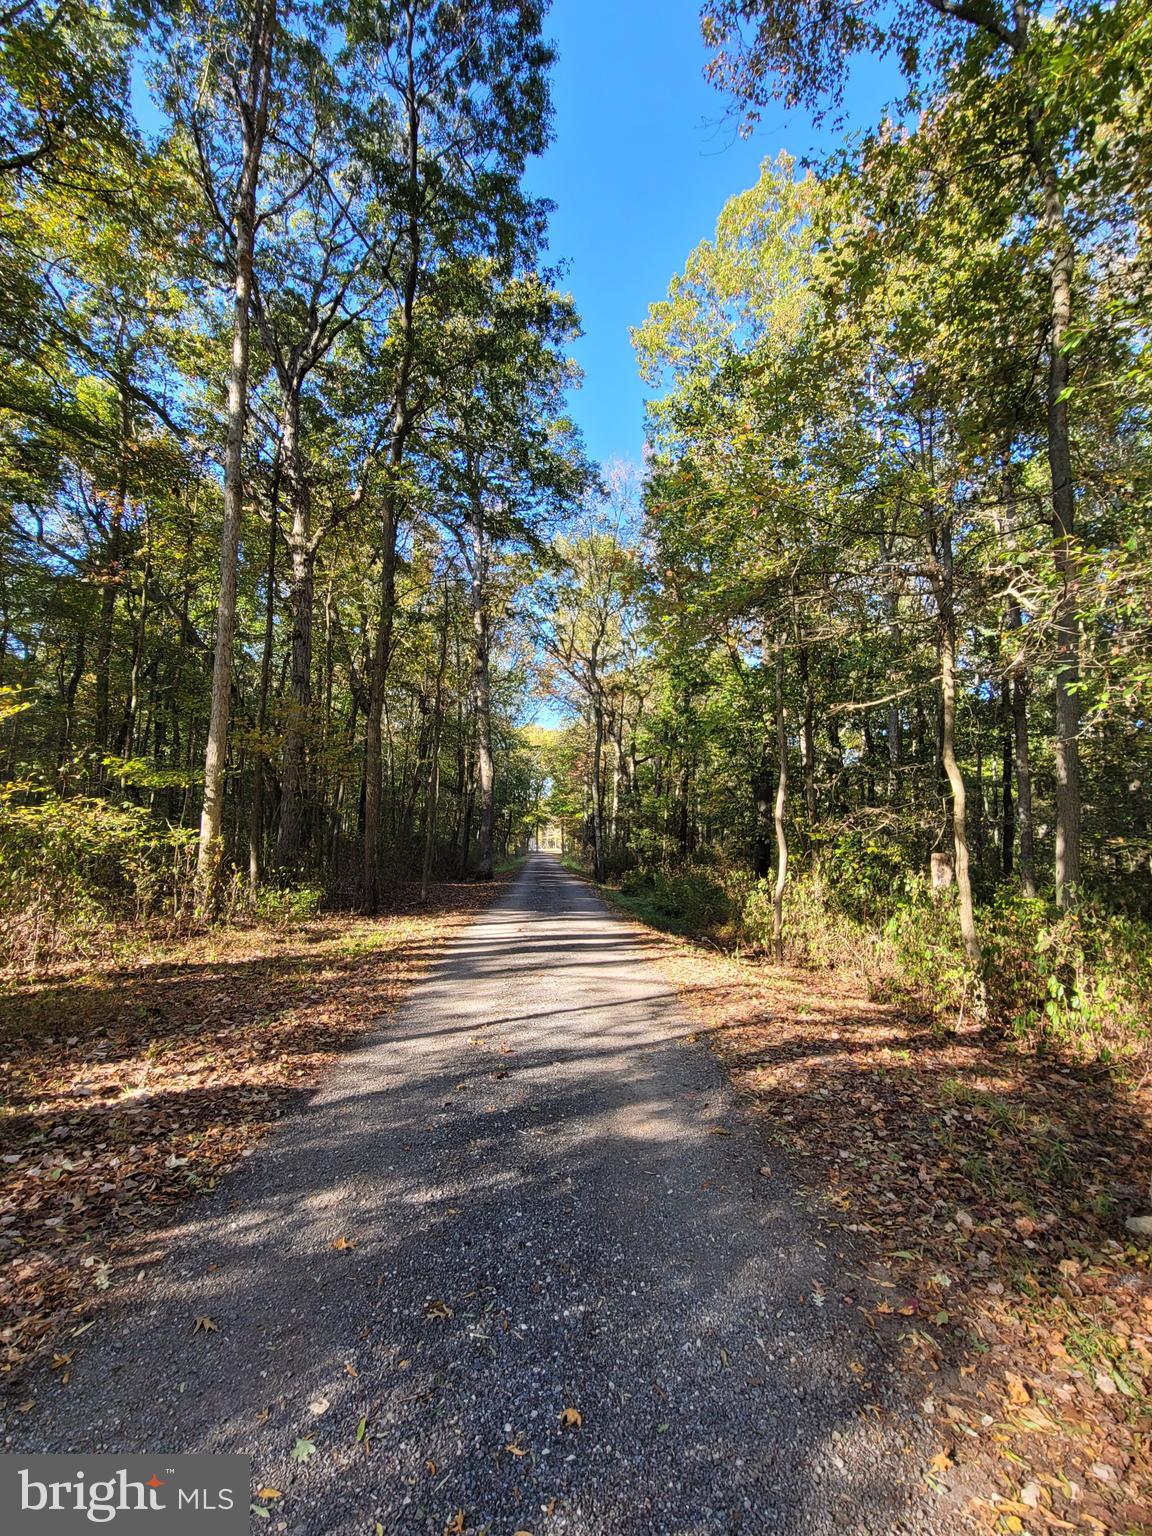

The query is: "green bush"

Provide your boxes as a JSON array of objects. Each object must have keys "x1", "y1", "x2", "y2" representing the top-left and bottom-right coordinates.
[
  {"x1": 617, "y1": 864, "x2": 734, "y2": 932},
  {"x1": 253, "y1": 884, "x2": 324, "y2": 925},
  {"x1": 0, "y1": 787, "x2": 196, "y2": 971},
  {"x1": 981, "y1": 893, "x2": 1152, "y2": 1059}
]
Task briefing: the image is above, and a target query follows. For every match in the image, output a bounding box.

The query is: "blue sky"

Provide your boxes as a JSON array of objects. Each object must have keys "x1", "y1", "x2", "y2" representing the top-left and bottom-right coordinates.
[{"x1": 524, "y1": 0, "x2": 897, "y2": 471}]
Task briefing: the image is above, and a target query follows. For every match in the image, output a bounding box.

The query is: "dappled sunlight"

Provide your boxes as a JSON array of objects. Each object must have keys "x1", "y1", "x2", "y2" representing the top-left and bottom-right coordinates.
[{"x1": 3, "y1": 856, "x2": 950, "y2": 1535}]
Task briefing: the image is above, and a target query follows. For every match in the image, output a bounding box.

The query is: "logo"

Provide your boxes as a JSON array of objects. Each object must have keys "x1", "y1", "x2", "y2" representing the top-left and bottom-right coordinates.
[{"x1": 2, "y1": 1455, "x2": 250, "y2": 1533}]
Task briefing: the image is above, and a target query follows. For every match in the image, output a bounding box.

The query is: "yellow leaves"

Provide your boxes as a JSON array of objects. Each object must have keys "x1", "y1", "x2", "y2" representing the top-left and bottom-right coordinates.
[
  {"x1": 559, "y1": 1406, "x2": 582, "y2": 1428},
  {"x1": 330, "y1": 1235, "x2": 357, "y2": 1251},
  {"x1": 193, "y1": 1314, "x2": 217, "y2": 1333},
  {"x1": 1004, "y1": 1371, "x2": 1030, "y2": 1407},
  {"x1": 425, "y1": 1298, "x2": 453, "y2": 1321},
  {"x1": 928, "y1": 1449, "x2": 953, "y2": 1474},
  {"x1": 256, "y1": 1488, "x2": 281, "y2": 1500}
]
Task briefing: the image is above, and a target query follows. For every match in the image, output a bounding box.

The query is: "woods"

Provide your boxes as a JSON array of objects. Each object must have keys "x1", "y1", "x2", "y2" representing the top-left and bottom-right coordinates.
[
  {"x1": 537, "y1": 0, "x2": 1152, "y2": 1055},
  {"x1": 0, "y1": 0, "x2": 590, "y2": 965}
]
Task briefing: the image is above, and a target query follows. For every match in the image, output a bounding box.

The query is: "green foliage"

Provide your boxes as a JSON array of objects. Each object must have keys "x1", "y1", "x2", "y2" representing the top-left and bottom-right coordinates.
[
  {"x1": 252, "y1": 885, "x2": 324, "y2": 925},
  {"x1": 0, "y1": 788, "x2": 196, "y2": 971},
  {"x1": 617, "y1": 864, "x2": 734, "y2": 933},
  {"x1": 982, "y1": 895, "x2": 1152, "y2": 1059}
]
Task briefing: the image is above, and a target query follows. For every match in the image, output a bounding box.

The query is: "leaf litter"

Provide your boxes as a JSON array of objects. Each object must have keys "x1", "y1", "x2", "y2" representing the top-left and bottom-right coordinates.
[{"x1": 628, "y1": 919, "x2": 1152, "y2": 1536}]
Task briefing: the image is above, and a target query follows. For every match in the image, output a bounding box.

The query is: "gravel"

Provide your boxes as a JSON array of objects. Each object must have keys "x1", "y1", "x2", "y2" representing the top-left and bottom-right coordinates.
[{"x1": 2, "y1": 854, "x2": 970, "y2": 1534}]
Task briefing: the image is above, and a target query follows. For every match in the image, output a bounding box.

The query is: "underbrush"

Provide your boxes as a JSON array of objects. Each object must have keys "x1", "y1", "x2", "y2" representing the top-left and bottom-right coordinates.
[
  {"x1": 610, "y1": 846, "x2": 1152, "y2": 1063},
  {"x1": 0, "y1": 786, "x2": 198, "y2": 973}
]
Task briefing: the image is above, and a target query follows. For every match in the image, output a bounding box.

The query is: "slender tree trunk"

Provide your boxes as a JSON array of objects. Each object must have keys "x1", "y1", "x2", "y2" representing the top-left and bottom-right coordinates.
[
  {"x1": 1009, "y1": 627, "x2": 1037, "y2": 898},
  {"x1": 249, "y1": 469, "x2": 279, "y2": 897},
  {"x1": 420, "y1": 585, "x2": 450, "y2": 900},
  {"x1": 1031, "y1": 128, "x2": 1081, "y2": 908},
  {"x1": 590, "y1": 693, "x2": 605, "y2": 882},
  {"x1": 468, "y1": 494, "x2": 495, "y2": 880},
  {"x1": 276, "y1": 393, "x2": 314, "y2": 869},
  {"x1": 362, "y1": 13, "x2": 421, "y2": 911},
  {"x1": 931, "y1": 516, "x2": 981, "y2": 965},
  {"x1": 362, "y1": 495, "x2": 398, "y2": 911},
  {"x1": 797, "y1": 640, "x2": 816, "y2": 825},
  {"x1": 772, "y1": 634, "x2": 788, "y2": 964},
  {"x1": 1000, "y1": 677, "x2": 1015, "y2": 878},
  {"x1": 197, "y1": 0, "x2": 275, "y2": 904}
]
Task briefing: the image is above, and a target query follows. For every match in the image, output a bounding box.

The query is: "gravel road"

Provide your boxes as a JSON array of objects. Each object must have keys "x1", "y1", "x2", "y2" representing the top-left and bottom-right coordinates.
[{"x1": 2, "y1": 854, "x2": 966, "y2": 1535}]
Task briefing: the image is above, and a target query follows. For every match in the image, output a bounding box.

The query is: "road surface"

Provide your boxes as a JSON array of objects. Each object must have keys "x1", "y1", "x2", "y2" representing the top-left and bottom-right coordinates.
[{"x1": 3, "y1": 855, "x2": 960, "y2": 1535}]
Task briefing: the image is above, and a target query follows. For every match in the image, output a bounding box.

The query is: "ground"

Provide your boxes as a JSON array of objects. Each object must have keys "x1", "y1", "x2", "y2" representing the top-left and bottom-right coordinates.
[
  {"x1": 0, "y1": 855, "x2": 977, "y2": 1535},
  {"x1": 610, "y1": 896, "x2": 1152, "y2": 1536}
]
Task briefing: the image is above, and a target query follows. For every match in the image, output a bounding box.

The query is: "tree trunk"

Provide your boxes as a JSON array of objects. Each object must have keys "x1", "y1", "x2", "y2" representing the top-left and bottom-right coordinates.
[
  {"x1": 590, "y1": 695, "x2": 605, "y2": 882},
  {"x1": 420, "y1": 585, "x2": 450, "y2": 900},
  {"x1": 1009, "y1": 627, "x2": 1037, "y2": 898},
  {"x1": 196, "y1": 0, "x2": 276, "y2": 905},
  {"x1": 772, "y1": 634, "x2": 788, "y2": 964},
  {"x1": 1031, "y1": 127, "x2": 1081, "y2": 908},
  {"x1": 1000, "y1": 677, "x2": 1014, "y2": 878},
  {"x1": 276, "y1": 392, "x2": 314, "y2": 869},
  {"x1": 362, "y1": 495, "x2": 398, "y2": 912},
  {"x1": 469, "y1": 494, "x2": 494, "y2": 880},
  {"x1": 362, "y1": 11, "x2": 421, "y2": 911},
  {"x1": 931, "y1": 516, "x2": 981, "y2": 966},
  {"x1": 249, "y1": 469, "x2": 279, "y2": 897}
]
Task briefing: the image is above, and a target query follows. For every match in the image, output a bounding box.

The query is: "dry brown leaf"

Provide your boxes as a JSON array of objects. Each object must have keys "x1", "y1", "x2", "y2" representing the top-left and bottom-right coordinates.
[
  {"x1": 559, "y1": 1406, "x2": 582, "y2": 1428},
  {"x1": 444, "y1": 1512, "x2": 465, "y2": 1535},
  {"x1": 331, "y1": 1235, "x2": 357, "y2": 1251},
  {"x1": 425, "y1": 1298, "x2": 453, "y2": 1321},
  {"x1": 193, "y1": 1315, "x2": 217, "y2": 1333},
  {"x1": 1004, "y1": 1371, "x2": 1029, "y2": 1407}
]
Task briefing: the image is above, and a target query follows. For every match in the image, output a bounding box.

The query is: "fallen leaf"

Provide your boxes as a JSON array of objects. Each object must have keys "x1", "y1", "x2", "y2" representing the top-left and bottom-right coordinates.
[
  {"x1": 425, "y1": 1298, "x2": 453, "y2": 1321},
  {"x1": 193, "y1": 1315, "x2": 217, "y2": 1334},
  {"x1": 331, "y1": 1235, "x2": 357, "y2": 1251},
  {"x1": 928, "y1": 1450, "x2": 953, "y2": 1474},
  {"x1": 291, "y1": 1438, "x2": 316, "y2": 1464},
  {"x1": 444, "y1": 1512, "x2": 465, "y2": 1535},
  {"x1": 559, "y1": 1406, "x2": 582, "y2": 1428},
  {"x1": 256, "y1": 1488, "x2": 282, "y2": 1500},
  {"x1": 308, "y1": 1396, "x2": 330, "y2": 1416},
  {"x1": 1004, "y1": 1372, "x2": 1030, "y2": 1407},
  {"x1": 505, "y1": 1439, "x2": 528, "y2": 1457}
]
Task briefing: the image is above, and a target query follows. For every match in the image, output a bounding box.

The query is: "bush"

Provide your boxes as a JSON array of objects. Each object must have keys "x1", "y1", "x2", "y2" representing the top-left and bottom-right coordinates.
[
  {"x1": 253, "y1": 884, "x2": 324, "y2": 925},
  {"x1": 0, "y1": 787, "x2": 196, "y2": 972},
  {"x1": 614, "y1": 849, "x2": 1152, "y2": 1064},
  {"x1": 617, "y1": 865, "x2": 735, "y2": 932}
]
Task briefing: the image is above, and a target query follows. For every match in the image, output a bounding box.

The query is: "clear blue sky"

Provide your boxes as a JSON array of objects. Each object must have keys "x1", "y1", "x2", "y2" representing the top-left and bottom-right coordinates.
[{"x1": 524, "y1": 0, "x2": 897, "y2": 471}]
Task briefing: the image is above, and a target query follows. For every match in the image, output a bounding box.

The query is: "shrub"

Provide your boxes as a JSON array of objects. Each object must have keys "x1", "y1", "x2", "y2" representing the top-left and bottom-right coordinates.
[{"x1": 0, "y1": 787, "x2": 196, "y2": 972}]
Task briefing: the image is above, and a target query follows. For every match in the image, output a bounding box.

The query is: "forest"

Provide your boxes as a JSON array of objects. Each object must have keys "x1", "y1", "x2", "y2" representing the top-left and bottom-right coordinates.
[
  {"x1": 2, "y1": 1, "x2": 1152, "y2": 1528},
  {"x1": 537, "y1": 0, "x2": 1152, "y2": 1057},
  {"x1": 0, "y1": 0, "x2": 1149, "y2": 1051}
]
